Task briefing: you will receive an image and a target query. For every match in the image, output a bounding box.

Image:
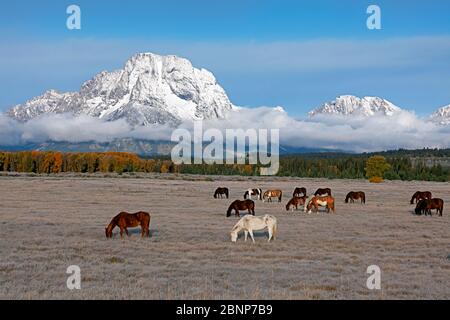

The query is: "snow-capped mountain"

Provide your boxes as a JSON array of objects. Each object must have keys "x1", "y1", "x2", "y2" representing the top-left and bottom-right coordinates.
[
  {"x1": 429, "y1": 105, "x2": 450, "y2": 126},
  {"x1": 308, "y1": 95, "x2": 402, "y2": 117},
  {"x1": 8, "y1": 53, "x2": 234, "y2": 126}
]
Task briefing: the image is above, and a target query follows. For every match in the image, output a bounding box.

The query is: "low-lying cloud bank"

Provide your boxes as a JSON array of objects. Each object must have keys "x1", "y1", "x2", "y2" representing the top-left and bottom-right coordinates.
[{"x1": 1, "y1": 107, "x2": 449, "y2": 153}]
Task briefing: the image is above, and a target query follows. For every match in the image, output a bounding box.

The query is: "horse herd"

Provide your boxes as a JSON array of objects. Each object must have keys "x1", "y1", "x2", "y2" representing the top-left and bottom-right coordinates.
[
  {"x1": 104, "y1": 186, "x2": 444, "y2": 243},
  {"x1": 410, "y1": 191, "x2": 444, "y2": 216},
  {"x1": 219, "y1": 187, "x2": 359, "y2": 216}
]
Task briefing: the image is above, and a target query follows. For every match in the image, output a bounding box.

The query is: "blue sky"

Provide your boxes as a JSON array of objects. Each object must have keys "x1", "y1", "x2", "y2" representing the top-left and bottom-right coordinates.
[{"x1": 1, "y1": 0, "x2": 450, "y2": 116}]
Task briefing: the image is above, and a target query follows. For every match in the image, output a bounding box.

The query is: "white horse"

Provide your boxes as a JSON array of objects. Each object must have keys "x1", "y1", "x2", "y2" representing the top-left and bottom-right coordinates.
[
  {"x1": 230, "y1": 214, "x2": 277, "y2": 243},
  {"x1": 244, "y1": 188, "x2": 262, "y2": 201}
]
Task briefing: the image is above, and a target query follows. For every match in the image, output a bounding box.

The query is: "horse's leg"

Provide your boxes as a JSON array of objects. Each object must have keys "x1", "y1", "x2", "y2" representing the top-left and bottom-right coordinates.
[
  {"x1": 248, "y1": 230, "x2": 255, "y2": 243},
  {"x1": 244, "y1": 230, "x2": 248, "y2": 242},
  {"x1": 125, "y1": 228, "x2": 129, "y2": 237},
  {"x1": 119, "y1": 227, "x2": 124, "y2": 238}
]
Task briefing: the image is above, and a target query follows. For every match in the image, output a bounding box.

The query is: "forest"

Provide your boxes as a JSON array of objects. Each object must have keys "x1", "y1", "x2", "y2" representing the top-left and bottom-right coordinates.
[{"x1": 0, "y1": 149, "x2": 449, "y2": 182}]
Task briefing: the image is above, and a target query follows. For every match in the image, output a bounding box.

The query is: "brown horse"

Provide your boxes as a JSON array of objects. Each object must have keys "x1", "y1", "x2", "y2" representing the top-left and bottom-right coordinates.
[
  {"x1": 227, "y1": 200, "x2": 255, "y2": 217},
  {"x1": 214, "y1": 187, "x2": 229, "y2": 199},
  {"x1": 415, "y1": 198, "x2": 444, "y2": 216},
  {"x1": 410, "y1": 191, "x2": 432, "y2": 204},
  {"x1": 314, "y1": 188, "x2": 332, "y2": 196},
  {"x1": 305, "y1": 196, "x2": 335, "y2": 214},
  {"x1": 293, "y1": 187, "x2": 307, "y2": 198},
  {"x1": 105, "y1": 211, "x2": 150, "y2": 238},
  {"x1": 286, "y1": 196, "x2": 307, "y2": 211},
  {"x1": 345, "y1": 191, "x2": 366, "y2": 204},
  {"x1": 263, "y1": 189, "x2": 282, "y2": 203}
]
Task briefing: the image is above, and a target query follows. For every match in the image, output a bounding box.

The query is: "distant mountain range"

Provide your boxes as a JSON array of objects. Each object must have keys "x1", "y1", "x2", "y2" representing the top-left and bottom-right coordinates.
[
  {"x1": 8, "y1": 53, "x2": 234, "y2": 126},
  {"x1": 3, "y1": 52, "x2": 450, "y2": 155},
  {"x1": 308, "y1": 95, "x2": 401, "y2": 117}
]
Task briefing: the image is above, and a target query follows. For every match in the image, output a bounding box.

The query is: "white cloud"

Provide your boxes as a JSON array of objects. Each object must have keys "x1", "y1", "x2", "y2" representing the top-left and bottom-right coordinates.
[{"x1": 1, "y1": 108, "x2": 449, "y2": 153}]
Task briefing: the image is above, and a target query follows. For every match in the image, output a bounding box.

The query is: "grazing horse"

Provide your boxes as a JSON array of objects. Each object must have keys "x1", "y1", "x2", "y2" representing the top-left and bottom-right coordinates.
[
  {"x1": 286, "y1": 196, "x2": 307, "y2": 211},
  {"x1": 105, "y1": 211, "x2": 150, "y2": 238},
  {"x1": 230, "y1": 214, "x2": 277, "y2": 243},
  {"x1": 214, "y1": 187, "x2": 229, "y2": 199},
  {"x1": 345, "y1": 191, "x2": 366, "y2": 204},
  {"x1": 244, "y1": 188, "x2": 262, "y2": 201},
  {"x1": 416, "y1": 198, "x2": 444, "y2": 216},
  {"x1": 293, "y1": 187, "x2": 307, "y2": 198},
  {"x1": 227, "y1": 199, "x2": 255, "y2": 217},
  {"x1": 427, "y1": 198, "x2": 444, "y2": 216},
  {"x1": 415, "y1": 199, "x2": 429, "y2": 215},
  {"x1": 304, "y1": 196, "x2": 335, "y2": 214},
  {"x1": 314, "y1": 188, "x2": 332, "y2": 196},
  {"x1": 410, "y1": 191, "x2": 432, "y2": 204},
  {"x1": 263, "y1": 189, "x2": 283, "y2": 203}
]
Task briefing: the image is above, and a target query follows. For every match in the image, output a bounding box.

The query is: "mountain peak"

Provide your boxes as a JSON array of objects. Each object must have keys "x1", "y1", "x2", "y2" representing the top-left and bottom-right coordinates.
[
  {"x1": 8, "y1": 52, "x2": 234, "y2": 126},
  {"x1": 309, "y1": 95, "x2": 401, "y2": 117},
  {"x1": 429, "y1": 105, "x2": 450, "y2": 126}
]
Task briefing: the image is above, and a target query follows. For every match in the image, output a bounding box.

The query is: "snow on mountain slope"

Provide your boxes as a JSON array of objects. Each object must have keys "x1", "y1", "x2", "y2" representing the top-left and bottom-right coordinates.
[
  {"x1": 8, "y1": 53, "x2": 234, "y2": 126},
  {"x1": 429, "y1": 105, "x2": 450, "y2": 126},
  {"x1": 308, "y1": 95, "x2": 402, "y2": 117}
]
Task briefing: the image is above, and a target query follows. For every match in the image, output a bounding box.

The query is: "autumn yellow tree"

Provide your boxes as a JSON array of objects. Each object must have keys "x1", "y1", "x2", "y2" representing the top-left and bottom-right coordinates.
[{"x1": 365, "y1": 156, "x2": 391, "y2": 182}]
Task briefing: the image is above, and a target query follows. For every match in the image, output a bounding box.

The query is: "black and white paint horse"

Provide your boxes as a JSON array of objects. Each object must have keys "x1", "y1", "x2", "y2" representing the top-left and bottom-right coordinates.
[{"x1": 243, "y1": 188, "x2": 263, "y2": 201}]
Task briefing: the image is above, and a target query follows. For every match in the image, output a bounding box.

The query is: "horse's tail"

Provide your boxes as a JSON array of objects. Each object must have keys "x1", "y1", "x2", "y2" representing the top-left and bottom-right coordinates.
[{"x1": 272, "y1": 219, "x2": 278, "y2": 240}]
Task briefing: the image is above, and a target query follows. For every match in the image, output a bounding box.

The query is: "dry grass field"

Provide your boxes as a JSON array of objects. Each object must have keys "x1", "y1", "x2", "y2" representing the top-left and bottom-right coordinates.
[{"x1": 0, "y1": 173, "x2": 449, "y2": 299}]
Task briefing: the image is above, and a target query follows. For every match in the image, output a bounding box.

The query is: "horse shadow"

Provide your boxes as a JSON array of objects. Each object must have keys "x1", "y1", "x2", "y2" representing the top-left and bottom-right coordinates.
[
  {"x1": 236, "y1": 230, "x2": 270, "y2": 241},
  {"x1": 110, "y1": 227, "x2": 155, "y2": 238}
]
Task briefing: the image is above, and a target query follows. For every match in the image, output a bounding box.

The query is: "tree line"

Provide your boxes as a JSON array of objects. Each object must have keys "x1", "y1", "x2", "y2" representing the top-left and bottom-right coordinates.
[{"x1": 0, "y1": 150, "x2": 448, "y2": 182}]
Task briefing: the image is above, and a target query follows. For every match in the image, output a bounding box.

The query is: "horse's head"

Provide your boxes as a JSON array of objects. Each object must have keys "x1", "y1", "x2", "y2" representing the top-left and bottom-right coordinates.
[
  {"x1": 226, "y1": 207, "x2": 232, "y2": 217},
  {"x1": 105, "y1": 226, "x2": 112, "y2": 238},
  {"x1": 345, "y1": 196, "x2": 349, "y2": 203},
  {"x1": 230, "y1": 225, "x2": 239, "y2": 242},
  {"x1": 105, "y1": 222, "x2": 115, "y2": 238},
  {"x1": 285, "y1": 203, "x2": 290, "y2": 211}
]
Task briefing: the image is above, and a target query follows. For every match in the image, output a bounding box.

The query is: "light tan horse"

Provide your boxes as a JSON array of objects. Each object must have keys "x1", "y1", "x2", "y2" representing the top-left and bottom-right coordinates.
[
  {"x1": 230, "y1": 214, "x2": 277, "y2": 243},
  {"x1": 304, "y1": 196, "x2": 335, "y2": 214},
  {"x1": 263, "y1": 189, "x2": 282, "y2": 203}
]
